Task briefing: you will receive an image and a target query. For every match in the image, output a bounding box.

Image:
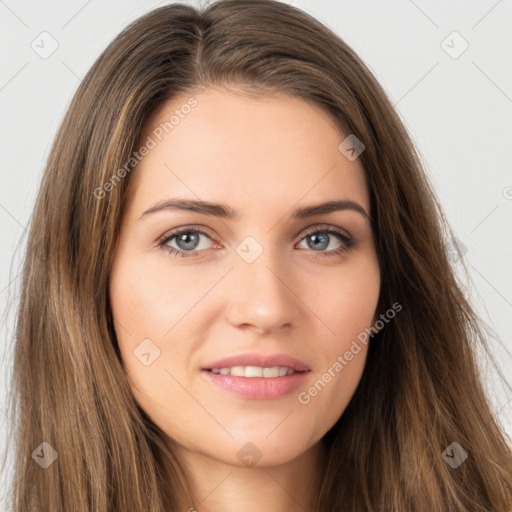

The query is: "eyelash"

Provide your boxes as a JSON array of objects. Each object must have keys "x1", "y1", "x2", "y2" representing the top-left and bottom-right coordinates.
[{"x1": 157, "y1": 224, "x2": 354, "y2": 260}]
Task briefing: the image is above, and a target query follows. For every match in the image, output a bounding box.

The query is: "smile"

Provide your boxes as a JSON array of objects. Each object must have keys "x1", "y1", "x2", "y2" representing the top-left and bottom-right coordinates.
[{"x1": 209, "y1": 366, "x2": 299, "y2": 377}]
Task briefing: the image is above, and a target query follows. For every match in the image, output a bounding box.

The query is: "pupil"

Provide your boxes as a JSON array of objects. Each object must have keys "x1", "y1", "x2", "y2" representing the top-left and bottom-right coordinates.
[
  {"x1": 310, "y1": 232, "x2": 328, "y2": 250},
  {"x1": 178, "y1": 232, "x2": 199, "y2": 250}
]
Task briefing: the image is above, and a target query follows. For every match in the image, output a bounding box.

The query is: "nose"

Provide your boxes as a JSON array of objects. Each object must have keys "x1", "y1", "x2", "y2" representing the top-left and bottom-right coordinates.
[{"x1": 223, "y1": 245, "x2": 300, "y2": 334}]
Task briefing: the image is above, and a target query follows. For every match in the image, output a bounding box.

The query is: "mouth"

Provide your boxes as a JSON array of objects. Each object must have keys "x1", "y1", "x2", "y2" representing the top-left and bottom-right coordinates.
[
  {"x1": 205, "y1": 366, "x2": 305, "y2": 377},
  {"x1": 202, "y1": 352, "x2": 310, "y2": 373},
  {"x1": 201, "y1": 352, "x2": 311, "y2": 399}
]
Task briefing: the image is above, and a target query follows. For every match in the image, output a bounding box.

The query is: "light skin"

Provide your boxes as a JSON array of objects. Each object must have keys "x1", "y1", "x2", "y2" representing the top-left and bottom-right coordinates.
[{"x1": 109, "y1": 87, "x2": 381, "y2": 512}]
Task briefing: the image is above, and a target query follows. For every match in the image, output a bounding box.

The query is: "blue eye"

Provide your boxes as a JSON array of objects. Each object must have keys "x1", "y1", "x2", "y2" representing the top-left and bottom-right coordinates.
[
  {"x1": 159, "y1": 227, "x2": 213, "y2": 258},
  {"x1": 298, "y1": 225, "x2": 354, "y2": 257},
  {"x1": 157, "y1": 224, "x2": 354, "y2": 259}
]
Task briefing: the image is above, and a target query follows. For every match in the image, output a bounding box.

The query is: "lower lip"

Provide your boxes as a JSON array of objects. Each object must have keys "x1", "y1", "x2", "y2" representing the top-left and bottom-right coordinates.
[{"x1": 201, "y1": 370, "x2": 310, "y2": 400}]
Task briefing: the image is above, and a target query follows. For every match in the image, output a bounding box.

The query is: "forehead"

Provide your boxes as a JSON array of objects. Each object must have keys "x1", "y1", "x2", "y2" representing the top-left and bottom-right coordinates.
[{"x1": 125, "y1": 89, "x2": 369, "y2": 218}]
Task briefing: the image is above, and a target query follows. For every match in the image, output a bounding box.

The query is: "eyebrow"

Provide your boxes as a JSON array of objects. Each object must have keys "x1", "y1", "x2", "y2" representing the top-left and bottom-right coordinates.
[{"x1": 139, "y1": 198, "x2": 370, "y2": 221}]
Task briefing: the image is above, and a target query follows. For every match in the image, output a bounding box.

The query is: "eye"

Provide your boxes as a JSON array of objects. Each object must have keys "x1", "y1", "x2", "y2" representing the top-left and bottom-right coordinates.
[
  {"x1": 296, "y1": 224, "x2": 354, "y2": 258},
  {"x1": 157, "y1": 224, "x2": 354, "y2": 259},
  {"x1": 157, "y1": 226, "x2": 214, "y2": 258}
]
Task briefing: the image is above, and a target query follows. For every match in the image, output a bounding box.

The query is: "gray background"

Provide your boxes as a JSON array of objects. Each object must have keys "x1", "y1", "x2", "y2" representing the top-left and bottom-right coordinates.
[{"x1": 1, "y1": 0, "x2": 511, "y2": 506}]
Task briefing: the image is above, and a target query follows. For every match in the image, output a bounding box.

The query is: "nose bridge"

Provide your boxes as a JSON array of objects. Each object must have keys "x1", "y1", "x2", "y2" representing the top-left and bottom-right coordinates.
[{"x1": 225, "y1": 233, "x2": 297, "y2": 332}]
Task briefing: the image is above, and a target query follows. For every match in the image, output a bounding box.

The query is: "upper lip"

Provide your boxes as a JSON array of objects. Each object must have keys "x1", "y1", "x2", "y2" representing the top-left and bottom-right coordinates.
[{"x1": 202, "y1": 353, "x2": 310, "y2": 372}]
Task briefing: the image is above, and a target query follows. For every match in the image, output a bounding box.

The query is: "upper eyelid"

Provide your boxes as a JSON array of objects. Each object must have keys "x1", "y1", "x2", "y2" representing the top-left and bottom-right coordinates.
[{"x1": 300, "y1": 224, "x2": 351, "y2": 239}]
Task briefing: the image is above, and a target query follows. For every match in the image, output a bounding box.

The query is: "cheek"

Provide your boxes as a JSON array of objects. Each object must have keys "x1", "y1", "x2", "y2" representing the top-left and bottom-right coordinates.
[
  {"x1": 109, "y1": 255, "x2": 214, "y2": 379},
  {"x1": 109, "y1": 259, "x2": 200, "y2": 426},
  {"x1": 109, "y1": 256, "x2": 195, "y2": 337},
  {"x1": 109, "y1": 258, "x2": 168, "y2": 373},
  {"x1": 301, "y1": 259, "x2": 379, "y2": 419},
  {"x1": 316, "y1": 255, "x2": 380, "y2": 347}
]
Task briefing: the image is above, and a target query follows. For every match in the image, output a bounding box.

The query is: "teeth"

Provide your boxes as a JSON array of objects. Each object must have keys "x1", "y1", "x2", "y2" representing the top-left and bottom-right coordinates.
[{"x1": 210, "y1": 366, "x2": 297, "y2": 377}]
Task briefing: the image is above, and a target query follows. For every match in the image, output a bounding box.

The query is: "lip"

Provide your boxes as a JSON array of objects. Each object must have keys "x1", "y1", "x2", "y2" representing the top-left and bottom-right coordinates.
[
  {"x1": 201, "y1": 352, "x2": 311, "y2": 400},
  {"x1": 202, "y1": 352, "x2": 310, "y2": 372},
  {"x1": 201, "y1": 369, "x2": 310, "y2": 400}
]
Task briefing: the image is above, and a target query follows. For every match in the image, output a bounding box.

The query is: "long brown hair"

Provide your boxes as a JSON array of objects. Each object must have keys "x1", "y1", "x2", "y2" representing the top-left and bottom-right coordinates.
[{"x1": 6, "y1": 0, "x2": 512, "y2": 510}]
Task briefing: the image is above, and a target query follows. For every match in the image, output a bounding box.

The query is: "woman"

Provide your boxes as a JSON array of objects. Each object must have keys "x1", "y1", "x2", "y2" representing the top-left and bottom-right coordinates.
[{"x1": 6, "y1": 0, "x2": 512, "y2": 510}]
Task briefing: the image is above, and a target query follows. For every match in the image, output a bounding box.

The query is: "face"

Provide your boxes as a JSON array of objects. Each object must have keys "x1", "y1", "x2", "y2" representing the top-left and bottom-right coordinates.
[{"x1": 109, "y1": 88, "x2": 380, "y2": 468}]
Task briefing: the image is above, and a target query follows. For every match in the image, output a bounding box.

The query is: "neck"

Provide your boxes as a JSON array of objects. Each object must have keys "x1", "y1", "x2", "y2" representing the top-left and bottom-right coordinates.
[{"x1": 160, "y1": 437, "x2": 327, "y2": 512}]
